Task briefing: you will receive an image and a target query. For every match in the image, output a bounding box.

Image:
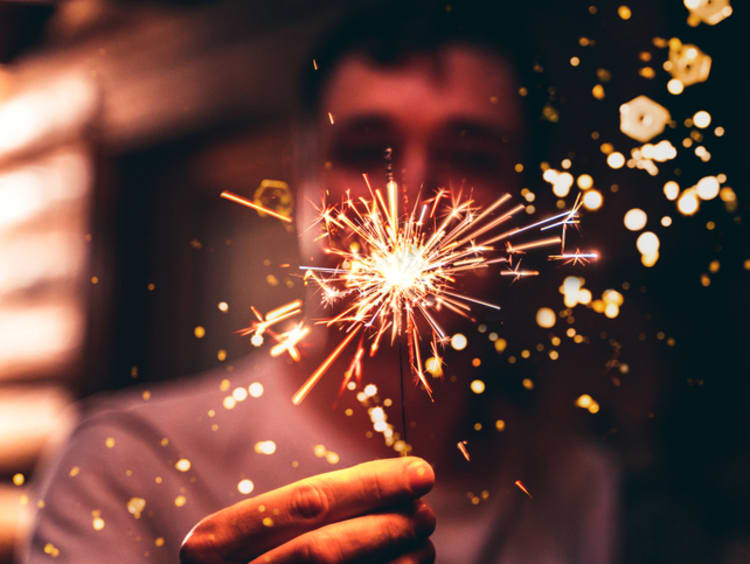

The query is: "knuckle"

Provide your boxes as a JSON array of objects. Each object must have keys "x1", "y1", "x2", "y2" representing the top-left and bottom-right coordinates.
[
  {"x1": 290, "y1": 482, "x2": 329, "y2": 520},
  {"x1": 362, "y1": 471, "x2": 386, "y2": 505},
  {"x1": 382, "y1": 514, "x2": 413, "y2": 545},
  {"x1": 298, "y1": 535, "x2": 340, "y2": 564}
]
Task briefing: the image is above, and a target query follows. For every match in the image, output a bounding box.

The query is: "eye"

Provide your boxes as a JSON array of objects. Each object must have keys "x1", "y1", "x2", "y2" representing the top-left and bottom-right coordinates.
[{"x1": 329, "y1": 141, "x2": 397, "y2": 170}]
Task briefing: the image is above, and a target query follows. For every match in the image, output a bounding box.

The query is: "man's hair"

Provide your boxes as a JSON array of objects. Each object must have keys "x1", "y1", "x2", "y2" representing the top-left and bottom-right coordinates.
[{"x1": 299, "y1": 0, "x2": 550, "y2": 159}]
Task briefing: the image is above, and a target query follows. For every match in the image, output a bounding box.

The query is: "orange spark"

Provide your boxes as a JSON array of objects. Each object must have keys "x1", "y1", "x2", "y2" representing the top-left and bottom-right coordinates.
[
  {"x1": 514, "y1": 479, "x2": 533, "y2": 499},
  {"x1": 220, "y1": 190, "x2": 292, "y2": 223},
  {"x1": 457, "y1": 440, "x2": 471, "y2": 461}
]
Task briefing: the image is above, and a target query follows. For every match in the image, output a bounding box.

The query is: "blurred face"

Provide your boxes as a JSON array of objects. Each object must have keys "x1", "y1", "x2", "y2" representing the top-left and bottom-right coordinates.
[{"x1": 299, "y1": 44, "x2": 524, "y2": 264}]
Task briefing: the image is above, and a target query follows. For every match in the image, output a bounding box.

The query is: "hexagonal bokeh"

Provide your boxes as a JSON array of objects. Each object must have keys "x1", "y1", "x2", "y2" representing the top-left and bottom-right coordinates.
[
  {"x1": 684, "y1": 0, "x2": 733, "y2": 26},
  {"x1": 619, "y1": 95, "x2": 671, "y2": 143},
  {"x1": 667, "y1": 38, "x2": 712, "y2": 86}
]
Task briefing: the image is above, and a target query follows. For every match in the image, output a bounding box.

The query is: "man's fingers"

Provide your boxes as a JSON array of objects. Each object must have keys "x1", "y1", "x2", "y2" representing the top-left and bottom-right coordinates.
[
  {"x1": 180, "y1": 457, "x2": 434, "y2": 562},
  {"x1": 387, "y1": 540, "x2": 436, "y2": 564},
  {"x1": 247, "y1": 501, "x2": 436, "y2": 564}
]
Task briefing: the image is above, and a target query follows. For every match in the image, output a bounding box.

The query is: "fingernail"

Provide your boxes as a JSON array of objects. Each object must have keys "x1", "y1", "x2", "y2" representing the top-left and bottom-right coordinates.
[{"x1": 407, "y1": 459, "x2": 435, "y2": 495}]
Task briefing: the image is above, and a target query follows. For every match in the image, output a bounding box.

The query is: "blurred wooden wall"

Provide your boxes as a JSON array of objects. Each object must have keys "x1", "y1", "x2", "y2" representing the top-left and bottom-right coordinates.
[{"x1": 0, "y1": 1, "x2": 358, "y2": 560}]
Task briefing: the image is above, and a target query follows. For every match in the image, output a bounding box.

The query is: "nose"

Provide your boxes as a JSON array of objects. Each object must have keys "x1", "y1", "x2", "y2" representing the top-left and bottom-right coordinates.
[{"x1": 398, "y1": 141, "x2": 432, "y2": 196}]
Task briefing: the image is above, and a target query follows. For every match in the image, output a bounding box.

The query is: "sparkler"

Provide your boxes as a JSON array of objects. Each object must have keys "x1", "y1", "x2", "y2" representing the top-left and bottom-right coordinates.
[
  {"x1": 225, "y1": 150, "x2": 596, "y2": 446},
  {"x1": 288, "y1": 150, "x2": 594, "y2": 408}
]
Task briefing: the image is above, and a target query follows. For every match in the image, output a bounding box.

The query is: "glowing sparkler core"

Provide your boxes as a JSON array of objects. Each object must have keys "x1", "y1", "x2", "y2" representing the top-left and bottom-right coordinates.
[{"x1": 288, "y1": 172, "x2": 593, "y2": 406}]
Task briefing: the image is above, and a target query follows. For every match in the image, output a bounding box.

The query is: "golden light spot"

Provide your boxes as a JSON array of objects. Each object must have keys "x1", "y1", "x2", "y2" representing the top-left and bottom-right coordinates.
[
  {"x1": 641, "y1": 253, "x2": 660, "y2": 268},
  {"x1": 174, "y1": 495, "x2": 186, "y2": 507},
  {"x1": 577, "y1": 174, "x2": 594, "y2": 190},
  {"x1": 700, "y1": 273, "x2": 711, "y2": 287},
  {"x1": 141, "y1": 390, "x2": 151, "y2": 401},
  {"x1": 566, "y1": 327, "x2": 576, "y2": 338},
  {"x1": 12, "y1": 473, "x2": 24, "y2": 486},
  {"x1": 536, "y1": 307, "x2": 556, "y2": 328},
  {"x1": 708, "y1": 260, "x2": 720, "y2": 273},
  {"x1": 175, "y1": 458, "x2": 191, "y2": 472},
  {"x1": 470, "y1": 380, "x2": 486, "y2": 394},
  {"x1": 69, "y1": 466, "x2": 80, "y2": 478},
  {"x1": 147, "y1": 283, "x2": 155, "y2": 291},
  {"x1": 43, "y1": 543, "x2": 60, "y2": 557},
  {"x1": 326, "y1": 451, "x2": 340, "y2": 465},
  {"x1": 592, "y1": 84, "x2": 605, "y2": 99},
  {"x1": 90, "y1": 275, "x2": 99, "y2": 285},
  {"x1": 520, "y1": 349, "x2": 530, "y2": 359},
  {"x1": 155, "y1": 476, "x2": 162, "y2": 484},
  {"x1": 237, "y1": 479, "x2": 254, "y2": 495},
  {"x1": 714, "y1": 126, "x2": 725, "y2": 137},
  {"x1": 232, "y1": 386, "x2": 247, "y2": 402},
  {"x1": 604, "y1": 302, "x2": 621, "y2": 318},
  {"x1": 570, "y1": 56, "x2": 580, "y2": 67},
  {"x1": 222, "y1": 396, "x2": 236, "y2": 410},
  {"x1": 494, "y1": 338, "x2": 507, "y2": 353},
  {"x1": 607, "y1": 152, "x2": 625, "y2": 169},
  {"x1": 160, "y1": 437, "x2": 169, "y2": 446},
  {"x1": 217, "y1": 301, "x2": 229, "y2": 312},
  {"x1": 663, "y1": 180, "x2": 680, "y2": 200},
  {"x1": 327, "y1": 112, "x2": 334, "y2": 125},
  {"x1": 588, "y1": 403, "x2": 601, "y2": 414},
  {"x1": 744, "y1": 259, "x2": 750, "y2": 271},
  {"x1": 344, "y1": 408, "x2": 353, "y2": 416},
  {"x1": 193, "y1": 326, "x2": 205, "y2": 339},
  {"x1": 155, "y1": 538, "x2": 165, "y2": 547},
  {"x1": 661, "y1": 216, "x2": 672, "y2": 227},
  {"x1": 473, "y1": 422, "x2": 482, "y2": 431},
  {"x1": 518, "y1": 86, "x2": 528, "y2": 96},
  {"x1": 127, "y1": 497, "x2": 146, "y2": 519},
  {"x1": 105, "y1": 437, "x2": 115, "y2": 448},
  {"x1": 451, "y1": 333, "x2": 468, "y2": 351},
  {"x1": 266, "y1": 274, "x2": 279, "y2": 287},
  {"x1": 425, "y1": 356, "x2": 443, "y2": 377},
  {"x1": 639, "y1": 66, "x2": 655, "y2": 79},
  {"x1": 636, "y1": 231, "x2": 660, "y2": 256},
  {"x1": 495, "y1": 419, "x2": 506, "y2": 431},
  {"x1": 618, "y1": 5, "x2": 632, "y2": 19},
  {"x1": 696, "y1": 176, "x2": 719, "y2": 200},
  {"x1": 549, "y1": 350, "x2": 560, "y2": 360},
  {"x1": 575, "y1": 394, "x2": 593, "y2": 408},
  {"x1": 217, "y1": 349, "x2": 227, "y2": 362},
  {"x1": 508, "y1": 355, "x2": 517, "y2": 364},
  {"x1": 248, "y1": 382, "x2": 264, "y2": 398},
  {"x1": 488, "y1": 332, "x2": 498, "y2": 342},
  {"x1": 262, "y1": 517, "x2": 274, "y2": 527},
  {"x1": 582, "y1": 189, "x2": 603, "y2": 211},
  {"x1": 254, "y1": 441, "x2": 277, "y2": 455},
  {"x1": 677, "y1": 190, "x2": 699, "y2": 215},
  {"x1": 667, "y1": 78, "x2": 684, "y2": 95},
  {"x1": 706, "y1": 221, "x2": 715, "y2": 231},
  {"x1": 514, "y1": 163, "x2": 524, "y2": 173},
  {"x1": 624, "y1": 208, "x2": 648, "y2": 231},
  {"x1": 693, "y1": 110, "x2": 711, "y2": 128},
  {"x1": 522, "y1": 378, "x2": 534, "y2": 390},
  {"x1": 92, "y1": 512, "x2": 105, "y2": 530}
]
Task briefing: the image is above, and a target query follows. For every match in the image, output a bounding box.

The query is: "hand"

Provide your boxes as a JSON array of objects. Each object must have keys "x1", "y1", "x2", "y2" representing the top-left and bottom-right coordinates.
[{"x1": 179, "y1": 456, "x2": 436, "y2": 564}]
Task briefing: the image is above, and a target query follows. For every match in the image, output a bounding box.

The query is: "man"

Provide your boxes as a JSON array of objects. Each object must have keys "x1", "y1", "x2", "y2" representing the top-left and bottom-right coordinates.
[{"x1": 24, "y1": 3, "x2": 619, "y2": 563}]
